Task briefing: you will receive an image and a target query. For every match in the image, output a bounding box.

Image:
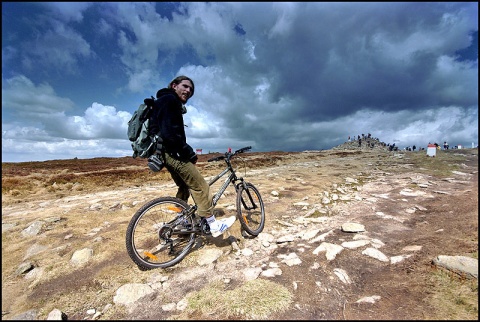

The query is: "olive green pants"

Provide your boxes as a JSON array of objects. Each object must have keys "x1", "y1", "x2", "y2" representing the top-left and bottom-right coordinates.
[{"x1": 164, "y1": 152, "x2": 213, "y2": 217}]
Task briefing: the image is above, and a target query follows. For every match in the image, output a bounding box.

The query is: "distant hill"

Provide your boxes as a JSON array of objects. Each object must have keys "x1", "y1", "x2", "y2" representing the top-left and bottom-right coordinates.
[{"x1": 332, "y1": 136, "x2": 392, "y2": 151}]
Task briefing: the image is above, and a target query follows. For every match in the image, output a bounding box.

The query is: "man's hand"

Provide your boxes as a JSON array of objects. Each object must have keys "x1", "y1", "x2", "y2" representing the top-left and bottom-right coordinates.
[{"x1": 190, "y1": 154, "x2": 198, "y2": 164}]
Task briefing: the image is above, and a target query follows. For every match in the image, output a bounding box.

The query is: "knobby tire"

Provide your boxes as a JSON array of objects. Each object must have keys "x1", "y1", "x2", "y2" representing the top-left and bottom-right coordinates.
[
  {"x1": 236, "y1": 182, "x2": 265, "y2": 236},
  {"x1": 125, "y1": 197, "x2": 195, "y2": 270}
]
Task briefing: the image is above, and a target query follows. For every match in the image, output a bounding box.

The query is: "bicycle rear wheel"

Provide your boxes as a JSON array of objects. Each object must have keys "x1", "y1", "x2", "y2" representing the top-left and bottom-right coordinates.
[
  {"x1": 236, "y1": 182, "x2": 265, "y2": 236},
  {"x1": 126, "y1": 197, "x2": 195, "y2": 270}
]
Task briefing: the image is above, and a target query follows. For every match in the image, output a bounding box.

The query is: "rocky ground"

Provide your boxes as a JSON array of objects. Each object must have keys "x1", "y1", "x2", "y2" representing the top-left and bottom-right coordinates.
[{"x1": 1, "y1": 144, "x2": 478, "y2": 320}]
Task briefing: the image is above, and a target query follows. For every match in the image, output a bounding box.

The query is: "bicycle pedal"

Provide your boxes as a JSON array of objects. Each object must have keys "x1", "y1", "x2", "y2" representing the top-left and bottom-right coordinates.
[{"x1": 199, "y1": 218, "x2": 211, "y2": 235}]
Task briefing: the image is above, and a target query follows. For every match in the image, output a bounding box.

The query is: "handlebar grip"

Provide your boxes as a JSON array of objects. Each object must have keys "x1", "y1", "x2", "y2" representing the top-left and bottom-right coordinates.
[{"x1": 208, "y1": 146, "x2": 252, "y2": 162}]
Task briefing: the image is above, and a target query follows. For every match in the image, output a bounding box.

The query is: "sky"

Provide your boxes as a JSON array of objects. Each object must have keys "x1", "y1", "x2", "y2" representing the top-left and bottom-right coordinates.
[{"x1": 2, "y1": 2, "x2": 478, "y2": 163}]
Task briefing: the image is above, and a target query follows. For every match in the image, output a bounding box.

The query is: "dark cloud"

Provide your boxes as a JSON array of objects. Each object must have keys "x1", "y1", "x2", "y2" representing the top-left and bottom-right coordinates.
[{"x1": 1, "y1": 2, "x2": 478, "y2": 162}]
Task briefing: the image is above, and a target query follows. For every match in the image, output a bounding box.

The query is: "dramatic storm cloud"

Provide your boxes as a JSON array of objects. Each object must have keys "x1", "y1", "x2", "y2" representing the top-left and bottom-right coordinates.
[{"x1": 2, "y1": 2, "x2": 478, "y2": 162}]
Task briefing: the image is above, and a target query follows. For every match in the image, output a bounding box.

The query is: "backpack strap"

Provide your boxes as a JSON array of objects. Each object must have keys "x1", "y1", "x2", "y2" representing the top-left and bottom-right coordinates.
[{"x1": 152, "y1": 135, "x2": 166, "y2": 164}]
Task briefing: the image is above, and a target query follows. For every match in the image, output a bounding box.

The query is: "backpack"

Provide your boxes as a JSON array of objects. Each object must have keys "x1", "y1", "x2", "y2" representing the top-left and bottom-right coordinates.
[{"x1": 127, "y1": 97, "x2": 161, "y2": 158}]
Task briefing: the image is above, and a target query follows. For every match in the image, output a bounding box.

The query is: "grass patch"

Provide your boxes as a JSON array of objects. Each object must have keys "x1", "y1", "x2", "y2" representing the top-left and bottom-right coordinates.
[
  {"x1": 399, "y1": 151, "x2": 469, "y2": 178},
  {"x1": 426, "y1": 268, "x2": 478, "y2": 320},
  {"x1": 307, "y1": 209, "x2": 332, "y2": 218},
  {"x1": 186, "y1": 279, "x2": 293, "y2": 319}
]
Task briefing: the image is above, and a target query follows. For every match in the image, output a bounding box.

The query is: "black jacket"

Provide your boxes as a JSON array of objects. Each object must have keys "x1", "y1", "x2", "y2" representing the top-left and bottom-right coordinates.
[{"x1": 149, "y1": 88, "x2": 196, "y2": 161}]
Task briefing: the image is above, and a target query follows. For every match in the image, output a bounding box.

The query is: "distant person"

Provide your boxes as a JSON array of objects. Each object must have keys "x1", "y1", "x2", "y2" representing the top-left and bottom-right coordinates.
[
  {"x1": 149, "y1": 75, "x2": 235, "y2": 237},
  {"x1": 412, "y1": 145, "x2": 416, "y2": 151}
]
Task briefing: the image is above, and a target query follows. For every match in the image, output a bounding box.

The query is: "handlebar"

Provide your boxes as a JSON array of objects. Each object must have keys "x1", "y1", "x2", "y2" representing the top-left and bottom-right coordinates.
[{"x1": 207, "y1": 146, "x2": 252, "y2": 162}]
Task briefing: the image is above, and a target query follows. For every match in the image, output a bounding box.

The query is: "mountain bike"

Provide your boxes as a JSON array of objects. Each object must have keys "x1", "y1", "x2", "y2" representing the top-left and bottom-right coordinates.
[{"x1": 125, "y1": 146, "x2": 265, "y2": 270}]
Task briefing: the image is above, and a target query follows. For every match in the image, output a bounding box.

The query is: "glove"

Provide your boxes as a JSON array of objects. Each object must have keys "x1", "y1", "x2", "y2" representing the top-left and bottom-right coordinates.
[{"x1": 190, "y1": 154, "x2": 198, "y2": 164}]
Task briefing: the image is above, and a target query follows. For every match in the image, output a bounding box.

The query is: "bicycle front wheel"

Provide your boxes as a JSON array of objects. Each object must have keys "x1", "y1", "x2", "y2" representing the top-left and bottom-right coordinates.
[
  {"x1": 236, "y1": 182, "x2": 265, "y2": 236},
  {"x1": 126, "y1": 197, "x2": 195, "y2": 270}
]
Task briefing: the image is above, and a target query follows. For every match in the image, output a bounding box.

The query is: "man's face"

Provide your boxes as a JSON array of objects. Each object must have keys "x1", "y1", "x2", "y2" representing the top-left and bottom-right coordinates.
[{"x1": 172, "y1": 80, "x2": 193, "y2": 103}]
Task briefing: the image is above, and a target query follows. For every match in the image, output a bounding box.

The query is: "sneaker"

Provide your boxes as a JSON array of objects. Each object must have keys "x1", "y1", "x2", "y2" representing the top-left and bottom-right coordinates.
[{"x1": 210, "y1": 216, "x2": 236, "y2": 238}]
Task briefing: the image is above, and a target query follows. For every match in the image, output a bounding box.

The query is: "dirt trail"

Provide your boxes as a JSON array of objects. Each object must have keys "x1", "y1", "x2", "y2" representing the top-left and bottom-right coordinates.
[{"x1": 1, "y1": 148, "x2": 478, "y2": 320}]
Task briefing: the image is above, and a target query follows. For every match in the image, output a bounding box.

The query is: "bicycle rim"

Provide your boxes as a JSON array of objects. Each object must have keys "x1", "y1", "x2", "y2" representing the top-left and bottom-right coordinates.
[
  {"x1": 236, "y1": 182, "x2": 265, "y2": 236},
  {"x1": 126, "y1": 197, "x2": 195, "y2": 269}
]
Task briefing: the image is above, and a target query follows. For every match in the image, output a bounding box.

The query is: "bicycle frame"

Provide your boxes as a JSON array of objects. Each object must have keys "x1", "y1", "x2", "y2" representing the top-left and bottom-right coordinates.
[
  {"x1": 208, "y1": 161, "x2": 241, "y2": 206},
  {"x1": 180, "y1": 147, "x2": 250, "y2": 221}
]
